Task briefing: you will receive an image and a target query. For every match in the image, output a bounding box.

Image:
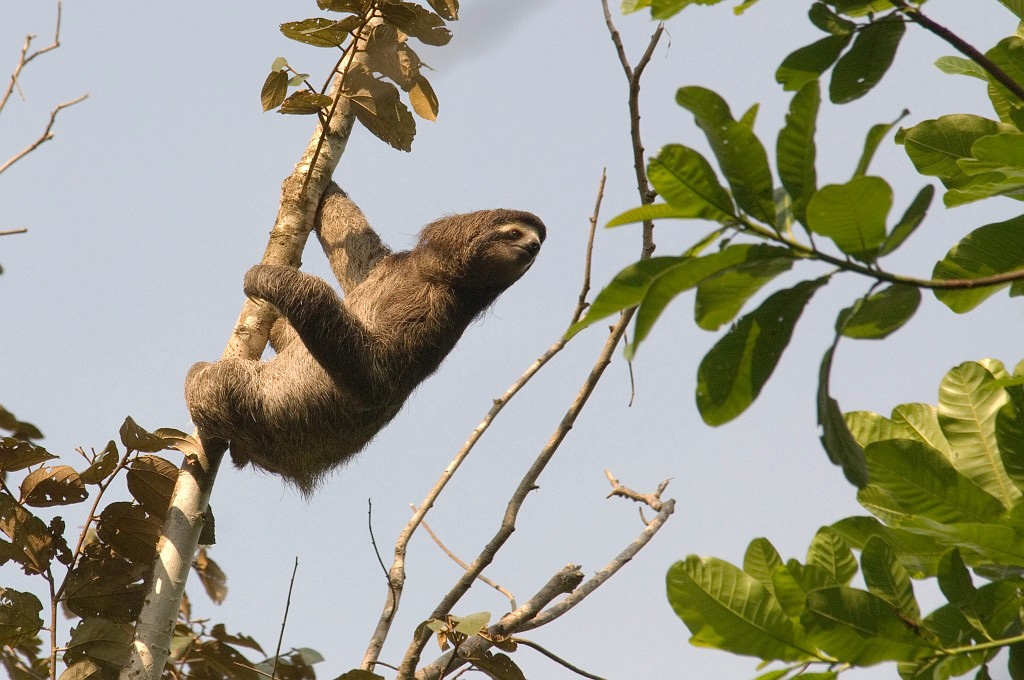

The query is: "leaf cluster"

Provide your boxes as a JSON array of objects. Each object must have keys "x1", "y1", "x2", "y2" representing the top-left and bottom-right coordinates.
[
  {"x1": 569, "y1": 2, "x2": 1024, "y2": 485},
  {"x1": 0, "y1": 415, "x2": 316, "y2": 679},
  {"x1": 263, "y1": 0, "x2": 460, "y2": 151},
  {"x1": 668, "y1": 359, "x2": 1024, "y2": 679}
]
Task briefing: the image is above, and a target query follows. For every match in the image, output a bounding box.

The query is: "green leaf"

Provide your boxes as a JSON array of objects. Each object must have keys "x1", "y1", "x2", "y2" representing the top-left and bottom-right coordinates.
[
  {"x1": 632, "y1": 245, "x2": 794, "y2": 354},
  {"x1": 863, "y1": 439, "x2": 1007, "y2": 524},
  {"x1": 809, "y1": 3, "x2": 856, "y2": 35},
  {"x1": 807, "y1": 527, "x2": 858, "y2": 585},
  {"x1": 878, "y1": 184, "x2": 934, "y2": 257},
  {"x1": 566, "y1": 257, "x2": 682, "y2": 338},
  {"x1": 934, "y1": 56, "x2": 989, "y2": 81},
  {"x1": 693, "y1": 251, "x2": 796, "y2": 331},
  {"x1": 621, "y1": 0, "x2": 652, "y2": 12},
  {"x1": 696, "y1": 278, "x2": 826, "y2": 425},
  {"x1": 845, "y1": 411, "x2": 913, "y2": 448},
  {"x1": 666, "y1": 557, "x2": 814, "y2": 661},
  {"x1": 648, "y1": 0, "x2": 758, "y2": 19},
  {"x1": 837, "y1": 285, "x2": 920, "y2": 340},
  {"x1": 938, "y1": 361, "x2": 1020, "y2": 507},
  {"x1": 831, "y1": 517, "x2": 947, "y2": 578},
  {"x1": 996, "y1": 383, "x2": 1024, "y2": 494},
  {"x1": 771, "y1": 561, "x2": 836, "y2": 621},
  {"x1": 826, "y1": 0, "x2": 898, "y2": 17},
  {"x1": 936, "y1": 549, "x2": 988, "y2": 638},
  {"x1": 898, "y1": 114, "x2": 1012, "y2": 191},
  {"x1": 280, "y1": 17, "x2": 356, "y2": 47},
  {"x1": 860, "y1": 537, "x2": 919, "y2": 621},
  {"x1": 948, "y1": 132, "x2": 1024, "y2": 205},
  {"x1": 802, "y1": 587, "x2": 936, "y2": 664},
  {"x1": 744, "y1": 538, "x2": 783, "y2": 595},
  {"x1": 852, "y1": 109, "x2": 908, "y2": 178},
  {"x1": 805, "y1": 176, "x2": 892, "y2": 262},
  {"x1": 829, "y1": 16, "x2": 905, "y2": 104},
  {"x1": 646, "y1": 144, "x2": 737, "y2": 222},
  {"x1": 676, "y1": 87, "x2": 776, "y2": 224},
  {"x1": 606, "y1": 202, "x2": 718, "y2": 227},
  {"x1": 890, "y1": 403, "x2": 953, "y2": 458},
  {"x1": 985, "y1": 37, "x2": 1024, "y2": 123},
  {"x1": 818, "y1": 346, "x2": 868, "y2": 487},
  {"x1": 777, "y1": 81, "x2": 820, "y2": 224},
  {"x1": 776, "y1": 35, "x2": 851, "y2": 92}
]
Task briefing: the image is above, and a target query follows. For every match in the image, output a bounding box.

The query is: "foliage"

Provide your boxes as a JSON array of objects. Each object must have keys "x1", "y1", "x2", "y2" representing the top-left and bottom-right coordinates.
[
  {"x1": 580, "y1": 0, "x2": 1024, "y2": 677},
  {"x1": 0, "y1": 412, "x2": 320, "y2": 679},
  {"x1": 262, "y1": 0, "x2": 460, "y2": 151},
  {"x1": 572, "y1": 0, "x2": 1024, "y2": 488},
  {"x1": 667, "y1": 360, "x2": 1024, "y2": 679}
]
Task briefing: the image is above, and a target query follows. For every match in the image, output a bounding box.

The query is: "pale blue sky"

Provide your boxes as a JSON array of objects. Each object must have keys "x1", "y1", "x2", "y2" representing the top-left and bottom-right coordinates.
[{"x1": 1, "y1": 2, "x2": 1019, "y2": 678}]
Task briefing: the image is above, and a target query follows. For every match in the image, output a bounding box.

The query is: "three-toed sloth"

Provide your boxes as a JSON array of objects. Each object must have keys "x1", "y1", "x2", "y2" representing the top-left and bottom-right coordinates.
[{"x1": 184, "y1": 185, "x2": 545, "y2": 494}]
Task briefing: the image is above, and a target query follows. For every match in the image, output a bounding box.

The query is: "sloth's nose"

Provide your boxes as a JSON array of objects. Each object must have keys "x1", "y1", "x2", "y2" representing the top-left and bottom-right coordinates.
[{"x1": 524, "y1": 239, "x2": 541, "y2": 255}]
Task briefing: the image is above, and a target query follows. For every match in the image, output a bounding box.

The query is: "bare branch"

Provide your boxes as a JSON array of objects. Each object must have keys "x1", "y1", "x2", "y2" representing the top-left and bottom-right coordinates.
[
  {"x1": 361, "y1": 171, "x2": 608, "y2": 670},
  {"x1": 604, "y1": 469, "x2": 670, "y2": 513},
  {"x1": 416, "y1": 565, "x2": 584, "y2": 679},
  {"x1": 0, "y1": 2, "x2": 64, "y2": 116},
  {"x1": 511, "y1": 638, "x2": 608, "y2": 680},
  {"x1": 414, "y1": 504, "x2": 517, "y2": 610},
  {"x1": 0, "y1": 94, "x2": 88, "y2": 177},
  {"x1": 270, "y1": 558, "x2": 300, "y2": 680},
  {"x1": 0, "y1": 228, "x2": 28, "y2": 236}
]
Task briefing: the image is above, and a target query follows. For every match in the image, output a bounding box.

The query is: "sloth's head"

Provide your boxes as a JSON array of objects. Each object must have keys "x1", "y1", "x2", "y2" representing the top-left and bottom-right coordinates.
[{"x1": 416, "y1": 209, "x2": 546, "y2": 293}]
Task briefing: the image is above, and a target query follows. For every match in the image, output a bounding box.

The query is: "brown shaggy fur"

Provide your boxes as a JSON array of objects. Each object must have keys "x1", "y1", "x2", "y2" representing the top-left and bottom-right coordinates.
[{"x1": 184, "y1": 186, "x2": 545, "y2": 494}]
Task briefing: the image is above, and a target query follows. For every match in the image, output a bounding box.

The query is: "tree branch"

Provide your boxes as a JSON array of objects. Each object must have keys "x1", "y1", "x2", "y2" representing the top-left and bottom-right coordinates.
[
  {"x1": 121, "y1": 20, "x2": 376, "y2": 680},
  {"x1": 890, "y1": 0, "x2": 1024, "y2": 103}
]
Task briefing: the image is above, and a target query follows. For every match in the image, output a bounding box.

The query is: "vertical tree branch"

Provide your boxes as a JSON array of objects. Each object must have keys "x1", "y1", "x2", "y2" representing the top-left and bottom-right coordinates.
[{"x1": 121, "y1": 25, "x2": 375, "y2": 680}]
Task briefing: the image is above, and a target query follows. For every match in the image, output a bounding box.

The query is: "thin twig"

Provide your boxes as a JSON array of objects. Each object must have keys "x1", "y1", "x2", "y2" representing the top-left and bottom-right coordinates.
[
  {"x1": 604, "y1": 469, "x2": 670, "y2": 514},
  {"x1": 1, "y1": 2, "x2": 63, "y2": 115},
  {"x1": 0, "y1": 94, "x2": 88, "y2": 177},
  {"x1": 270, "y1": 558, "x2": 299, "y2": 680},
  {"x1": 512, "y1": 638, "x2": 608, "y2": 680},
  {"x1": 0, "y1": 228, "x2": 28, "y2": 236},
  {"x1": 361, "y1": 170, "x2": 608, "y2": 671},
  {"x1": 577, "y1": 168, "x2": 606, "y2": 313},
  {"x1": 524, "y1": 495, "x2": 675, "y2": 630},
  {"x1": 891, "y1": 0, "x2": 1024, "y2": 103},
  {"x1": 413, "y1": 504, "x2": 517, "y2": 610}
]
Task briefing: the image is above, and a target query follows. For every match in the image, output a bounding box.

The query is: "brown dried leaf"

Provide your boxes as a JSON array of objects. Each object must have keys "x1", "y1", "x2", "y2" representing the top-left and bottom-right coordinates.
[
  {"x1": 0, "y1": 406, "x2": 43, "y2": 440},
  {"x1": 280, "y1": 16, "x2": 359, "y2": 48},
  {"x1": 64, "y1": 558, "x2": 147, "y2": 622},
  {"x1": 96, "y1": 502, "x2": 162, "y2": 564},
  {"x1": 342, "y1": 68, "x2": 415, "y2": 151},
  {"x1": 0, "y1": 494, "x2": 55, "y2": 574},
  {"x1": 63, "y1": 617, "x2": 133, "y2": 670},
  {"x1": 126, "y1": 455, "x2": 177, "y2": 518},
  {"x1": 0, "y1": 588, "x2": 44, "y2": 646},
  {"x1": 79, "y1": 441, "x2": 119, "y2": 485},
  {"x1": 379, "y1": 2, "x2": 451, "y2": 46},
  {"x1": 119, "y1": 417, "x2": 166, "y2": 453},
  {"x1": 280, "y1": 90, "x2": 334, "y2": 115},
  {"x1": 409, "y1": 75, "x2": 438, "y2": 121},
  {"x1": 261, "y1": 69, "x2": 289, "y2": 111},
  {"x1": 0, "y1": 437, "x2": 56, "y2": 473},
  {"x1": 193, "y1": 548, "x2": 228, "y2": 604},
  {"x1": 21, "y1": 465, "x2": 88, "y2": 507},
  {"x1": 154, "y1": 428, "x2": 202, "y2": 460}
]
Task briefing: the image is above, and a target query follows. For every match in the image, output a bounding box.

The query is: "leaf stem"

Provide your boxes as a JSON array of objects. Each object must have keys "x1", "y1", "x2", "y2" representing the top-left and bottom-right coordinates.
[
  {"x1": 738, "y1": 217, "x2": 1024, "y2": 291},
  {"x1": 890, "y1": 0, "x2": 1024, "y2": 103}
]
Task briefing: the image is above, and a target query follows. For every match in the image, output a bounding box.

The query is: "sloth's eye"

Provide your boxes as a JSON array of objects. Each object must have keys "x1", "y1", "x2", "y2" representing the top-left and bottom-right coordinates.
[{"x1": 507, "y1": 228, "x2": 522, "y2": 240}]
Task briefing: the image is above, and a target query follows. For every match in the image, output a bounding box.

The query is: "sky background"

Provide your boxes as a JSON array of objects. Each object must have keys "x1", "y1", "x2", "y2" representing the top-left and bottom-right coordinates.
[{"x1": 1, "y1": 1, "x2": 1021, "y2": 678}]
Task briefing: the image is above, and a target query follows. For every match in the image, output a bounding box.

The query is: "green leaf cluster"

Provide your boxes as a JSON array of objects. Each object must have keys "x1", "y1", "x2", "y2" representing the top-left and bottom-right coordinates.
[
  {"x1": 669, "y1": 361, "x2": 1024, "y2": 678},
  {"x1": 900, "y1": 36, "x2": 1024, "y2": 207},
  {"x1": 570, "y1": 4, "x2": 1024, "y2": 484}
]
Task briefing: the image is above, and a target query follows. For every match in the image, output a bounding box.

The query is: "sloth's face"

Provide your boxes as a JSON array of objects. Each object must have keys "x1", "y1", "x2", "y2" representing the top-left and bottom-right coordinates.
[{"x1": 479, "y1": 221, "x2": 544, "y2": 287}]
